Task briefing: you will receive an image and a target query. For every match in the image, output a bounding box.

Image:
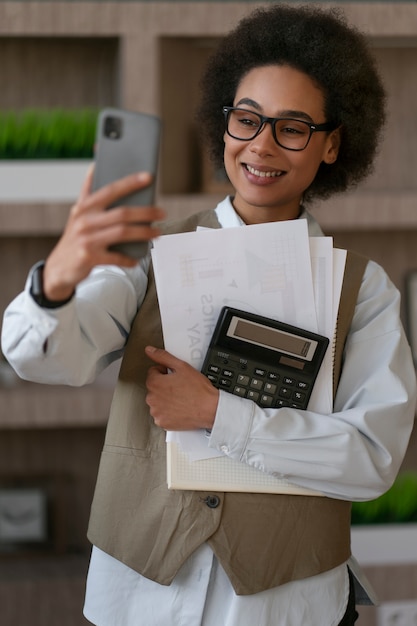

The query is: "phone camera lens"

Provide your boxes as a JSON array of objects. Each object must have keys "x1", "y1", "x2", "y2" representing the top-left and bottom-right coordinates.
[{"x1": 104, "y1": 116, "x2": 122, "y2": 140}]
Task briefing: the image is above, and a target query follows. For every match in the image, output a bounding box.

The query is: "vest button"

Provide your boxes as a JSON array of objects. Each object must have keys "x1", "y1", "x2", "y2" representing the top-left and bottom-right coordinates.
[{"x1": 204, "y1": 495, "x2": 221, "y2": 509}]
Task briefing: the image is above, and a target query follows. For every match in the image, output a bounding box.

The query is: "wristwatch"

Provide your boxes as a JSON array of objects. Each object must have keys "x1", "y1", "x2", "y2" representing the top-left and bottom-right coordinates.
[{"x1": 30, "y1": 261, "x2": 74, "y2": 309}]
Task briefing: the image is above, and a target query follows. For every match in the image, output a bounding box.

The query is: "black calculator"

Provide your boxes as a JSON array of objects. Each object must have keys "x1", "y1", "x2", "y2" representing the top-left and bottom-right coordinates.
[{"x1": 201, "y1": 307, "x2": 329, "y2": 410}]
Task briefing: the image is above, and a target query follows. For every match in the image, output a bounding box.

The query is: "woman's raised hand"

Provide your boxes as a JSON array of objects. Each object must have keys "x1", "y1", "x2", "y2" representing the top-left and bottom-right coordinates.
[{"x1": 42, "y1": 166, "x2": 165, "y2": 301}]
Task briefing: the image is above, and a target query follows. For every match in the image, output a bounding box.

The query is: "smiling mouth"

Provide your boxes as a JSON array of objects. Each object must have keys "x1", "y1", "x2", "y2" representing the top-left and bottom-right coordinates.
[{"x1": 245, "y1": 164, "x2": 284, "y2": 178}]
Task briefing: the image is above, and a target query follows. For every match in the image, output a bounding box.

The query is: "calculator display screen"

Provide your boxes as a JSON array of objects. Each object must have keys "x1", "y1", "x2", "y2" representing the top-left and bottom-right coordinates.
[{"x1": 227, "y1": 316, "x2": 318, "y2": 361}]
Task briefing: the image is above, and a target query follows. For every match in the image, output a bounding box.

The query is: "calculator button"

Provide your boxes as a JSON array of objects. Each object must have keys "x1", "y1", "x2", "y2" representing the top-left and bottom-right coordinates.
[
  {"x1": 276, "y1": 399, "x2": 290, "y2": 408},
  {"x1": 207, "y1": 374, "x2": 217, "y2": 384},
  {"x1": 267, "y1": 372, "x2": 280, "y2": 381},
  {"x1": 279, "y1": 387, "x2": 292, "y2": 398},
  {"x1": 247, "y1": 390, "x2": 260, "y2": 402},
  {"x1": 260, "y1": 394, "x2": 273, "y2": 407},
  {"x1": 208, "y1": 364, "x2": 220, "y2": 374},
  {"x1": 264, "y1": 382, "x2": 277, "y2": 394},
  {"x1": 219, "y1": 378, "x2": 232, "y2": 388},
  {"x1": 254, "y1": 367, "x2": 266, "y2": 377},
  {"x1": 290, "y1": 402, "x2": 303, "y2": 409},
  {"x1": 237, "y1": 374, "x2": 250, "y2": 386},
  {"x1": 283, "y1": 377, "x2": 295, "y2": 386},
  {"x1": 296, "y1": 381, "x2": 309, "y2": 390},
  {"x1": 222, "y1": 369, "x2": 234, "y2": 378},
  {"x1": 233, "y1": 386, "x2": 246, "y2": 397},
  {"x1": 250, "y1": 378, "x2": 263, "y2": 390},
  {"x1": 293, "y1": 391, "x2": 306, "y2": 403}
]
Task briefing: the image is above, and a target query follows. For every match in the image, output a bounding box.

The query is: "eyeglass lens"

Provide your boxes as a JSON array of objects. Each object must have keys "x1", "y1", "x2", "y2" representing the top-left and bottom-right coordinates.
[{"x1": 226, "y1": 108, "x2": 313, "y2": 150}]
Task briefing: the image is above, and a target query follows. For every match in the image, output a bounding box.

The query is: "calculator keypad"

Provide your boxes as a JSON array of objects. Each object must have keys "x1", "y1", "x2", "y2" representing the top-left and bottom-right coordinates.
[{"x1": 203, "y1": 354, "x2": 311, "y2": 409}]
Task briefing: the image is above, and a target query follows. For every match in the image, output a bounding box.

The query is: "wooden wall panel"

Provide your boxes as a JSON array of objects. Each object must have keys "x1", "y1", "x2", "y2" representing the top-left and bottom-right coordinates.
[
  {"x1": 0, "y1": 37, "x2": 119, "y2": 110},
  {"x1": 0, "y1": 427, "x2": 105, "y2": 551},
  {"x1": 360, "y1": 46, "x2": 417, "y2": 192}
]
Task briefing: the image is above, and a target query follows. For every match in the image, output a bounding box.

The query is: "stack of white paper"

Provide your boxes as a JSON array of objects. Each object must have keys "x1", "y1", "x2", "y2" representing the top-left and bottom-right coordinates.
[{"x1": 151, "y1": 219, "x2": 346, "y2": 494}]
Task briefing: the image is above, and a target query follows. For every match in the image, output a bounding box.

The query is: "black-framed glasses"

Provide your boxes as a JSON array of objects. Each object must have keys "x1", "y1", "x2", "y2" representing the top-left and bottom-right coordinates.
[{"x1": 223, "y1": 106, "x2": 337, "y2": 151}]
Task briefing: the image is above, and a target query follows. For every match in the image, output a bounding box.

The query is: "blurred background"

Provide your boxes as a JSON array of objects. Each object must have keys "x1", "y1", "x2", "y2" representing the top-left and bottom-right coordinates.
[{"x1": 0, "y1": 2, "x2": 416, "y2": 625}]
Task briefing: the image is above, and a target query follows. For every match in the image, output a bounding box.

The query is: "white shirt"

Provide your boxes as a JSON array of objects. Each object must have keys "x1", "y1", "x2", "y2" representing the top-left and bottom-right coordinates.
[{"x1": 2, "y1": 198, "x2": 416, "y2": 626}]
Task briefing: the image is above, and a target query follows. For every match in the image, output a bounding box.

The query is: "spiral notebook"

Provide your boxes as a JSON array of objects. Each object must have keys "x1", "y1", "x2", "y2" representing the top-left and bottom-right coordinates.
[{"x1": 166, "y1": 440, "x2": 323, "y2": 495}]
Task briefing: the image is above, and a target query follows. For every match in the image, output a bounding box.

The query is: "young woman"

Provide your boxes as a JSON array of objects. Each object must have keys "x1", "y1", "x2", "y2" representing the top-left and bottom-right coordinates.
[{"x1": 2, "y1": 5, "x2": 416, "y2": 626}]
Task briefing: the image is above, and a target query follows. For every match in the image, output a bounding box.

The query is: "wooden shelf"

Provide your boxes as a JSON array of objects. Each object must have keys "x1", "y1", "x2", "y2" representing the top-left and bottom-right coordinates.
[
  {"x1": 0, "y1": 358, "x2": 120, "y2": 429},
  {"x1": 0, "y1": 382, "x2": 113, "y2": 429},
  {"x1": 162, "y1": 191, "x2": 417, "y2": 231},
  {"x1": 0, "y1": 3, "x2": 415, "y2": 235},
  {"x1": 0, "y1": 203, "x2": 71, "y2": 236},
  {"x1": 310, "y1": 191, "x2": 417, "y2": 231},
  {"x1": 2, "y1": 189, "x2": 417, "y2": 237}
]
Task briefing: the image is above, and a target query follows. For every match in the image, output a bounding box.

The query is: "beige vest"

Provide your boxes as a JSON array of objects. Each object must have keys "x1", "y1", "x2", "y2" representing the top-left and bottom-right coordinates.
[{"x1": 87, "y1": 209, "x2": 367, "y2": 595}]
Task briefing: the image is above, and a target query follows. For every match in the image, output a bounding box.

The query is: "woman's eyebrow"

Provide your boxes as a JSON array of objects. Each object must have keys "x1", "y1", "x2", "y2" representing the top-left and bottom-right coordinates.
[
  {"x1": 279, "y1": 110, "x2": 314, "y2": 123},
  {"x1": 234, "y1": 98, "x2": 314, "y2": 123},
  {"x1": 235, "y1": 97, "x2": 260, "y2": 109}
]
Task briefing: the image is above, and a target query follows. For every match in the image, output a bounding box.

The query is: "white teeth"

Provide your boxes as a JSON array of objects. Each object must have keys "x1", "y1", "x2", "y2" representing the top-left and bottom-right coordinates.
[{"x1": 246, "y1": 165, "x2": 281, "y2": 178}]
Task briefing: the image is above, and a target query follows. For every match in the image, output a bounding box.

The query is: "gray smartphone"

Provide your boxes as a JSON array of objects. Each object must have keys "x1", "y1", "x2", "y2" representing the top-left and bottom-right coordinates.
[{"x1": 92, "y1": 107, "x2": 161, "y2": 258}]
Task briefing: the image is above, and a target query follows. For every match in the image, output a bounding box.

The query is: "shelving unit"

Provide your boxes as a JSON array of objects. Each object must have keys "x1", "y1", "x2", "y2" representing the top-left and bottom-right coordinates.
[
  {"x1": 0, "y1": 3, "x2": 416, "y2": 220},
  {"x1": 0, "y1": 3, "x2": 416, "y2": 625}
]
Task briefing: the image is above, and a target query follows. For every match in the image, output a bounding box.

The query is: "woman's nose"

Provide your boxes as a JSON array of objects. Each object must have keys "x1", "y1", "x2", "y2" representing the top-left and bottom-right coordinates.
[{"x1": 249, "y1": 122, "x2": 278, "y2": 156}]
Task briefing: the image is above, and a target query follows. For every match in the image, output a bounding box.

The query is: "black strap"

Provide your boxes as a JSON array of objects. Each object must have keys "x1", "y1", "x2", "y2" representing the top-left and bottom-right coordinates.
[{"x1": 338, "y1": 568, "x2": 359, "y2": 626}]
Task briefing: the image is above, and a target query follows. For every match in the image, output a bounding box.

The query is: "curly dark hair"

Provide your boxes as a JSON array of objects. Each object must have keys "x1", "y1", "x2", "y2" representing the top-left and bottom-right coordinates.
[{"x1": 197, "y1": 4, "x2": 386, "y2": 203}]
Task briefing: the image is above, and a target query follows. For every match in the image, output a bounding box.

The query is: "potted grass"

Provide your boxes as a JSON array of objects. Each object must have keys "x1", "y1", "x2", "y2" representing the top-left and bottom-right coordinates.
[
  {"x1": 0, "y1": 108, "x2": 97, "y2": 202},
  {"x1": 350, "y1": 471, "x2": 417, "y2": 565}
]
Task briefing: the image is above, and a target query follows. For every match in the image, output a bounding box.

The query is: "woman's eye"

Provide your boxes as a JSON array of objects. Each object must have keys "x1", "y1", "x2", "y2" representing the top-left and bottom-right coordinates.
[
  {"x1": 279, "y1": 123, "x2": 308, "y2": 135},
  {"x1": 238, "y1": 117, "x2": 258, "y2": 128},
  {"x1": 284, "y1": 127, "x2": 300, "y2": 134}
]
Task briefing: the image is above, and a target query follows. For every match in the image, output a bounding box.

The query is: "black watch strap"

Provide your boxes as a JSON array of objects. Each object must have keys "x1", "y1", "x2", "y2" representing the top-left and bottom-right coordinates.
[{"x1": 30, "y1": 262, "x2": 75, "y2": 309}]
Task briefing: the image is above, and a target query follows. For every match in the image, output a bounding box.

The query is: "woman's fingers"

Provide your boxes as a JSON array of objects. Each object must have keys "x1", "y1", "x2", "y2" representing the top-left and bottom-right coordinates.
[{"x1": 73, "y1": 171, "x2": 153, "y2": 216}]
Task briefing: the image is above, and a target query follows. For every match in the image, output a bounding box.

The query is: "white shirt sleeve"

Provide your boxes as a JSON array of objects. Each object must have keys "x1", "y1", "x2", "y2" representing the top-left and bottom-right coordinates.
[
  {"x1": 208, "y1": 260, "x2": 417, "y2": 501},
  {"x1": 1, "y1": 259, "x2": 149, "y2": 386}
]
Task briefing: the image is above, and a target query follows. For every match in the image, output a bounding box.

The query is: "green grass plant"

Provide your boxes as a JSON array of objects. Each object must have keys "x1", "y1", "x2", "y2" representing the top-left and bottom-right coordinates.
[
  {"x1": 0, "y1": 108, "x2": 97, "y2": 159},
  {"x1": 351, "y1": 471, "x2": 417, "y2": 525}
]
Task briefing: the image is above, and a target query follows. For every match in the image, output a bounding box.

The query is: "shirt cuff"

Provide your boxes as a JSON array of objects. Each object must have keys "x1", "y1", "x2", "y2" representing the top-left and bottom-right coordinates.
[
  {"x1": 23, "y1": 267, "x2": 77, "y2": 343},
  {"x1": 29, "y1": 261, "x2": 75, "y2": 309},
  {"x1": 208, "y1": 390, "x2": 255, "y2": 460}
]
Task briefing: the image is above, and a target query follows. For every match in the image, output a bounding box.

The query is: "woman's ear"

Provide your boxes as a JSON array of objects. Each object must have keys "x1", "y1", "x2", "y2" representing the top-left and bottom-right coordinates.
[{"x1": 323, "y1": 127, "x2": 342, "y2": 164}]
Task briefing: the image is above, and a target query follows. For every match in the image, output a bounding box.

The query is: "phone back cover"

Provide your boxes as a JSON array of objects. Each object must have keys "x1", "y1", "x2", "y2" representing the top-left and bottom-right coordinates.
[{"x1": 93, "y1": 107, "x2": 161, "y2": 207}]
